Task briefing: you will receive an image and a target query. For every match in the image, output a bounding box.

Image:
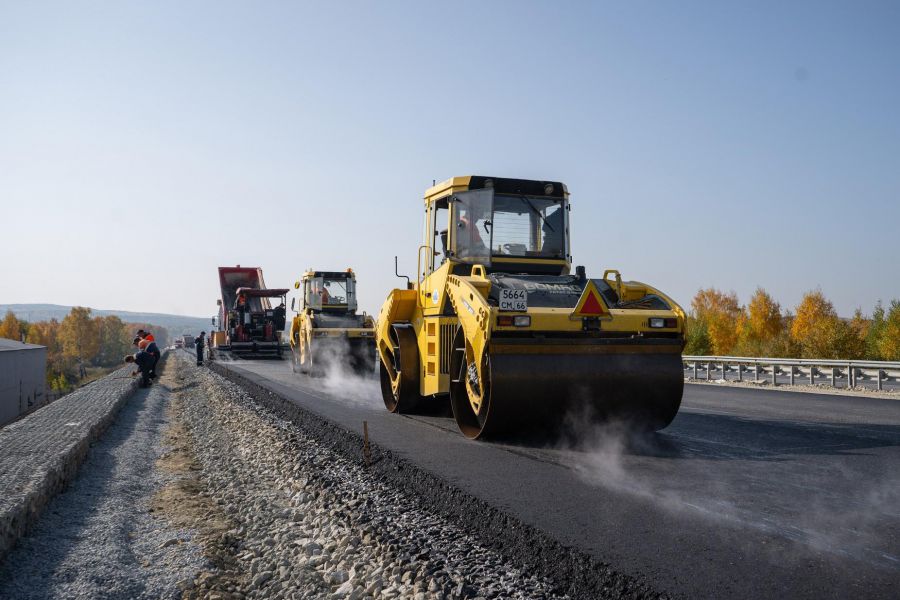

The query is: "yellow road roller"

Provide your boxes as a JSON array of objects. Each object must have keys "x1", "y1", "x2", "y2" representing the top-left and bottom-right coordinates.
[
  {"x1": 375, "y1": 176, "x2": 686, "y2": 439},
  {"x1": 289, "y1": 269, "x2": 375, "y2": 375}
]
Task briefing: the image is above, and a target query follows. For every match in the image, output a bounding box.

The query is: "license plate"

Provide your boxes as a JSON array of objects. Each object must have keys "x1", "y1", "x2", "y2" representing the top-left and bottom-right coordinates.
[{"x1": 499, "y1": 289, "x2": 528, "y2": 312}]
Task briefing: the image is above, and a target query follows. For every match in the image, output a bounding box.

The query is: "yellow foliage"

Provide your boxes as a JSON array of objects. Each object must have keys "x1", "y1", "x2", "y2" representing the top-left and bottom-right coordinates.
[
  {"x1": 747, "y1": 288, "x2": 783, "y2": 341},
  {"x1": 878, "y1": 300, "x2": 900, "y2": 360},
  {"x1": 790, "y1": 291, "x2": 866, "y2": 359},
  {"x1": 690, "y1": 288, "x2": 742, "y2": 355},
  {"x1": 59, "y1": 307, "x2": 100, "y2": 365},
  {"x1": 94, "y1": 316, "x2": 132, "y2": 365},
  {"x1": 0, "y1": 310, "x2": 23, "y2": 341},
  {"x1": 734, "y1": 288, "x2": 786, "y2": 356},
  {"x1": 791, "y1": 290, "x2": 837, "y2": 346},
  {"x1": 687, "y1": 286, "x2": 888, "y2": 360},
  {"x1": 26, "y1": 319, "x2": 58, "y2": 350}
]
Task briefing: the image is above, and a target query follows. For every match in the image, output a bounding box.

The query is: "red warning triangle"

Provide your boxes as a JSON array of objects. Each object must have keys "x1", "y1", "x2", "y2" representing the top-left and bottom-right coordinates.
[{"x1": 572, "y1": 280, "x2": 609, "y2": 317}]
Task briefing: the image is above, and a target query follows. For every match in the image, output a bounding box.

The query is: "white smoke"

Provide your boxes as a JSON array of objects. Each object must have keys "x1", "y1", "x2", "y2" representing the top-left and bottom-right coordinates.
[
  {"x1": 558, "y1": 406, "x2": 900, "y2": 570},
  {"x1": 303, "y1": 338, "x2": 381, "y2": 409}
]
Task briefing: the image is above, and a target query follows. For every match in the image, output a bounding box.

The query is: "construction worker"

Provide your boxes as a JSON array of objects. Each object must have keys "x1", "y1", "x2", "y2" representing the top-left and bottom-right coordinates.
[
  {"x1": 457, "y1": 212, "x2": 488, "y2": 258},
  {"x1": 138, "y1": 338, "x2": 161, "y2": 379},
  {"x1": 195, "y1": 331, "x2": 206, "y2": 366},
  {"x1": 137, "y1": 329, "x2": 156, "y2": 343},
  {"x1": 125, "y1": 351, "x2": 154, "y2": 387}
]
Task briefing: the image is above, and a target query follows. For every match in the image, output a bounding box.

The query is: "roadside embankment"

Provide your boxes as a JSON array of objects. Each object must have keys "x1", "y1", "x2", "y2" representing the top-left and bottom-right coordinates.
[
  {"x1": 0, "y1": 352, "x2": 210, "y2": 599},
  {"x1": 181, "y1": 353, "x2": 570, "y2": 599},
  {"x1": 0, "y1": 359, "x2": 144, "y2": 560}
]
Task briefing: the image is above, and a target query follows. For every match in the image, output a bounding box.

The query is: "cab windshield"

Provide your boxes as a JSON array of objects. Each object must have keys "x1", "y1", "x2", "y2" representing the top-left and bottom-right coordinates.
[
  {"x1": 321, "y1": 278, "x2": 348, "y2": 304},
  {"x1": 305, "y1": 276, "x2": 351, "y2": 309},
  {"x1": 453, "y1": 189, "x2": 567, "y2": 262}
]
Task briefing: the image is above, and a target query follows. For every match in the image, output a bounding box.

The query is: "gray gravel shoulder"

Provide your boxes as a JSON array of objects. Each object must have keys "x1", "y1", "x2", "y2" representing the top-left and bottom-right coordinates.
[
  {"x1": 180, "y1": 353, "x2": 569, "y2": 600},
  {"x1": 0, "y1": 361, "x2": 209, "y2": 599}
]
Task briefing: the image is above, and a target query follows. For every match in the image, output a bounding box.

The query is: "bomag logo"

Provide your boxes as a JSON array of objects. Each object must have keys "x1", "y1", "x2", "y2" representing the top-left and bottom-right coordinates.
[{"x1": 518, "y1": 282, "x2": 582, "y2": 295}]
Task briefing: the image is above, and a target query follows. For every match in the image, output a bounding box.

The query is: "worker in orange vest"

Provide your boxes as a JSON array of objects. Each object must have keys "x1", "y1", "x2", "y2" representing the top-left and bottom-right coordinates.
[{"x1": 137, "y1": 329, "x2": 156, "y2": 343}]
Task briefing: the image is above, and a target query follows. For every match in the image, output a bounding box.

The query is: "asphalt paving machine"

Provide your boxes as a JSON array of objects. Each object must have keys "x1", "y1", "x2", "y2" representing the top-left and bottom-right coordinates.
[
  {"x1": 375, "y1": 176, "x2": 686, "y2": 439},
  {"x1": 288, "y1": 269, "x2": 375, "y2": 375},
  {"x1": 215, "y1": 266, "x2": 289, "y2": 358}
]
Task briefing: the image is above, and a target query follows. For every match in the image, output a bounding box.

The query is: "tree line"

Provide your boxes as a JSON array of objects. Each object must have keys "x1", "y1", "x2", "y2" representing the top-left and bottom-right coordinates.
[
  {"x1": 0, "y1": 308, "x2": 170, "y2": 391},
  {"x1": 685, "y1": 288, "x2": 900, "y2": 360}
]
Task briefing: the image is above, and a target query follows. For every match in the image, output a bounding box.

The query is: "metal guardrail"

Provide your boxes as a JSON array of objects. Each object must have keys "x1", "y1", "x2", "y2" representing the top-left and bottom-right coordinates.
[{"x1": 682, "y1": 355, "x2": 900, "y2": 391}]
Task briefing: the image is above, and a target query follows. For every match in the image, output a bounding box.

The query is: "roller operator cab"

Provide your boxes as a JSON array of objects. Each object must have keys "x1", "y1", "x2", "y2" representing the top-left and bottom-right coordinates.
[
  {"x1": 375, "y1": 176, "x2": 687, "y2": 439},
  {"x1": 289, "y1": 269, "x2": 376, "y2": 375}
]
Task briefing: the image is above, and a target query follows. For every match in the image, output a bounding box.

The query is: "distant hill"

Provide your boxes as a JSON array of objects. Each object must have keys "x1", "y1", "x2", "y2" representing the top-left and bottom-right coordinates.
[{"x1": 0, "y1": 304, "x2": 210, "y2": 336}]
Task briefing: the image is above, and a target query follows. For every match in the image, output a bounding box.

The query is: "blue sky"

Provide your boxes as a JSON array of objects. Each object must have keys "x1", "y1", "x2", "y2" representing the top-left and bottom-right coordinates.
[{"x1": 1, "y1": 1, "x2": 898, "y2": 318}]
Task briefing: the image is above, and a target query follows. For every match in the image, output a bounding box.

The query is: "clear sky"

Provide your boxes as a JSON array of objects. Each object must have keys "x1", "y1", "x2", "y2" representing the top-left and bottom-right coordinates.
[{"x1": 1, "y1": 1, "x2": 898, "y2": 319}]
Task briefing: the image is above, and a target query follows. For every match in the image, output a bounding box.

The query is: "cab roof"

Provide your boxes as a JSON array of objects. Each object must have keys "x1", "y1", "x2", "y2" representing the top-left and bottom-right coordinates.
[
  {"x1": 302, "y1": 269, "x2": 356, "y2": 280},
  {"x1": 424, "y1": 176, "x2": 568, "y2": 204}
]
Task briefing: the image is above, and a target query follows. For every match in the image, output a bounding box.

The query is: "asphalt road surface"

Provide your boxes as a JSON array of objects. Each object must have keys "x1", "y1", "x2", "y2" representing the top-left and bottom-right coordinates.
[{"x1": 217, "y1": 357, "x2": 900, "y2": 599}]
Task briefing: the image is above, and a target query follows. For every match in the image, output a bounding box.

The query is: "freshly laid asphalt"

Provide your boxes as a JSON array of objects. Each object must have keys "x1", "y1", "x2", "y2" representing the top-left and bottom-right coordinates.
[{"x1": 218, "y1": 357, "x2": 900, "y2": 599}]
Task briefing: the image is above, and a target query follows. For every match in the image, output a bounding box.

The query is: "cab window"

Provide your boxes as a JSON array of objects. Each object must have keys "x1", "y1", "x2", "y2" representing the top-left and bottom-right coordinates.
[{"x1": 451, "y1": 189, "x2": 493, "y2": 263}]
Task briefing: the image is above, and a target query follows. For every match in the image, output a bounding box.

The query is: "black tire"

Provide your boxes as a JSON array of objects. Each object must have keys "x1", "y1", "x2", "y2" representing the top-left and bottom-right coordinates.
[
  {"x1": 380, "y1": 325, "x2": 422, "y2": 413},
  {"x1": 449, "y1": 328, "x2": 493, "y2": 439}
]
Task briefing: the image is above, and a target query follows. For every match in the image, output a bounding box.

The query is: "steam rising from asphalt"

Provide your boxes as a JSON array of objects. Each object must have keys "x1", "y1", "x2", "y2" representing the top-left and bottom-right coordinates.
[
  {"x1": 559, "y1": 405, "x2": 900, "y2": 570},
  {"x1": 307, "y1": 338, "x2": 381, "y2": 409}
]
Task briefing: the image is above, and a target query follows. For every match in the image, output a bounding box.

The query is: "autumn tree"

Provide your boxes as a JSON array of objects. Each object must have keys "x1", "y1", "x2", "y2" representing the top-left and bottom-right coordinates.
[
  {"x1": 735, "y1": 288, "x2": 785, "y2": 356},
  {"x1": 877, "y1": 300, "x2": 900, "y2": 360},
  {"x1": 747, "y1": 288, "x2": 783, "y2": 341},
  {"x1": 791, "y1": 290, "x2": 836, "y2": 357},
  {"x1": 25, "y1": 319, "x2": 67, "y2": 383},
  {"x1": 0, "y1": 310, "x2": 23, "y2": 341},
  {"x1": 790, "y1": 290, "x2": 865, "y2": 359},
  {"x1": 684, "y1": 316, "x2": 711, "y2": 355},
  {"x1": 94, "y1": 315, "x2": 132, "y2": 366},
  {"x1": 842, "y1": 308, "x2": 869, "y2": 360},
  {"x1": 765, "y1": 310, "x2": 802, "y2": 358},
  {"x1": 59, "y1": 307, "x2": 100, "y2": 375},
  {"x1": 690, "y1": 288, "x2": 742, "y2": 355},
  {"x1": 867, "y1": 301, "x2": 886, "y2": 360}
]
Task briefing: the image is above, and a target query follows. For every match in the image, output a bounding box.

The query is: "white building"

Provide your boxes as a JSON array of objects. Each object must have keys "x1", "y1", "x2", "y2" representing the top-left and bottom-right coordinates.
[{"x1": 0, "y1": 338, "x2": 47, "y2": 427}]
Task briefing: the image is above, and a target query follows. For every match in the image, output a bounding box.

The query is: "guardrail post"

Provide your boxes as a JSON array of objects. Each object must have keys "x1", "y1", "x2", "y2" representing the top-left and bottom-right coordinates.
[
  {"x1": 847, "y1": 363, "x2": 853, "y2": 389},
  {"x1": 737, "y1": 364, "x2": 743, "y2": 382},
  {"x1": 693, "y1": 362, "x2": 698, "y2": 380},
  {"x1": 772, "y1": 365, "x2": 778, "y2": 386},
  {"x1": 721, "y1": 362, "x2": 727, "y2": 381},
  {"x1": 755, "y1": 364, "x2": 760, "y2": 382},
  {"x1": 878, "y1": 370, "x2": 884, "y2": 391},
  {"x1": 706, "y1": 362, "x2": 711, "y2": 381},
  {"x1": 831, "y1": 368, "x2": 837, "y2": 387},
  {"x1": 790, "y1": 365, "x2": 795, "y2": 386},
  {"x1": 809, "y1": 366, "x2": 815, "y2": 385}
]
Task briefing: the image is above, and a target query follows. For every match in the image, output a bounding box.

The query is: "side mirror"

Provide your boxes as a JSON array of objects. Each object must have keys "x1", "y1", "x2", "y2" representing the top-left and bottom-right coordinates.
[
  {"x1": 211, "y1": 317, "x2": 215, "y2": 325},
  {"x1": 216, "y1": 299, "x2": 222, "y2": 306},
  {"x1": 294, "y1": 281, "x2": 300, "y2": 289},
  {"x1": 290, "y1": 297, "x2": 296, "y2": 311}
]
